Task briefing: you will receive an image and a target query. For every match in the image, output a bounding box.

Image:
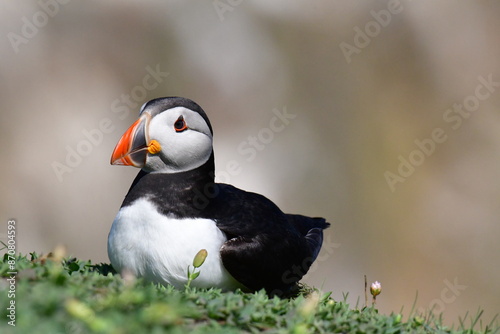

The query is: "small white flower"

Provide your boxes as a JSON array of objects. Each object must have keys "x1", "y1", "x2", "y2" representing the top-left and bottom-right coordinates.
[{"x1": 370, "y1": 281, "x2": 382, "y2": 297}]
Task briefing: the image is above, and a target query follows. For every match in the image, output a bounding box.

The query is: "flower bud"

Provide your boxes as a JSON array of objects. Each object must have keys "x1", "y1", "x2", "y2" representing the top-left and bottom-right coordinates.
[
  {"x1": 192, "y1": 249, "x2": 208, "y2": 268},
  {"x1": 370, "y1": 281, "x2": 381, "y2": 297}
]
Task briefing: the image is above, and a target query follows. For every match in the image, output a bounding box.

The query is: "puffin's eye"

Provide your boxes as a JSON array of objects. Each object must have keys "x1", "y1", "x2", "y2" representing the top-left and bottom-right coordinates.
[{"x1": 174, "y1": 116, "x2": 188, "y2": 132}]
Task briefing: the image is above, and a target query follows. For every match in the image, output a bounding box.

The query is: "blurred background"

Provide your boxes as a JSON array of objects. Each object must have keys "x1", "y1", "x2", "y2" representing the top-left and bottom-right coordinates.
[{"x1": 1, "y1": 0, "x2": 499, "y2": 325}]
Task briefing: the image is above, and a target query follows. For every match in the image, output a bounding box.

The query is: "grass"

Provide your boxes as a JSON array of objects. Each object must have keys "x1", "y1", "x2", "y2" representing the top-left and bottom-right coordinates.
[{"x1": 0, "y1": 251, "x2": 498, "y2": 334}]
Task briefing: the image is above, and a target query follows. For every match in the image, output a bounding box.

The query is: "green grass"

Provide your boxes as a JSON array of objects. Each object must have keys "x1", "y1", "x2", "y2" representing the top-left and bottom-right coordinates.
[{"x1": 0, "y1": 252, "x2": 498, "y2": 334}]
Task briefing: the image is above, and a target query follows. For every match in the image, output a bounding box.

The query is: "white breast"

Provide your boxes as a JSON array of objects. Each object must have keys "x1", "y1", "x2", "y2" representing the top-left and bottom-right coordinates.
[{"x1": 107, "y1": 198, "x2": 242, "y2": 290}]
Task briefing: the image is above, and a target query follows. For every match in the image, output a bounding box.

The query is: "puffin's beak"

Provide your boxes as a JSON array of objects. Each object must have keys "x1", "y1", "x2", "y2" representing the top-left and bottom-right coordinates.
[{"x1": 110, "y1": 114, "x2": 150, "y2": 167}]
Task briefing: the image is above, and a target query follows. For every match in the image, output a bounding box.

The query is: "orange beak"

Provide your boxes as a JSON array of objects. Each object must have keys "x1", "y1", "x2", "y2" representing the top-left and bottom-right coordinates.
[{"x1": 110, "y1": 114, "x2": 150, "y2": 167}]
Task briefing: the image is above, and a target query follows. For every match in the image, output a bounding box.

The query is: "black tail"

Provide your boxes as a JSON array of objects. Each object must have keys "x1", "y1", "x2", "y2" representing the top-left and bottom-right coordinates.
[
  {"x1": 286, "y1": 214, "x2": 330, "y2": 262},
  {"x1": 286, "y1": 214, "x2": 330, "y2": 234}
]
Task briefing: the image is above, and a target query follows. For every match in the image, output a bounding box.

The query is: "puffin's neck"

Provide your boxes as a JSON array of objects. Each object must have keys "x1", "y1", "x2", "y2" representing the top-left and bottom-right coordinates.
[{"x1": 121, "y1": 153, "x2": 216, "y2": 217}]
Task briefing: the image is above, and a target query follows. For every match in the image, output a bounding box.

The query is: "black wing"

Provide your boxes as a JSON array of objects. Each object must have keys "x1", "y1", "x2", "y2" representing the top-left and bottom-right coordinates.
[{"x1": 204, "y1": 184, "x2": 330, "y2": 294}]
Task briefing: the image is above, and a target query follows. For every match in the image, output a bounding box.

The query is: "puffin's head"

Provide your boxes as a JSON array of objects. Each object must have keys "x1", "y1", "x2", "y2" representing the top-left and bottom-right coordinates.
[{"x1": 111, "y1": 97, "x2": 213, "y2": 174}]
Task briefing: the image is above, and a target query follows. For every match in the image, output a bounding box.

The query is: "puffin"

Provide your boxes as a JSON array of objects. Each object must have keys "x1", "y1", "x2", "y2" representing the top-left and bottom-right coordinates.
[{"x1": 108, "y1": 97, "x2": 330, "y2": 295}]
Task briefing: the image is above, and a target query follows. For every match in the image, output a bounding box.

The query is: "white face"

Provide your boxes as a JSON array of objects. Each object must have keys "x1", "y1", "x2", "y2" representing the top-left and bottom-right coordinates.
[{"x1": 144, "y1": 107, "x2": 213, "y2": 174}]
